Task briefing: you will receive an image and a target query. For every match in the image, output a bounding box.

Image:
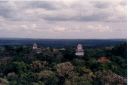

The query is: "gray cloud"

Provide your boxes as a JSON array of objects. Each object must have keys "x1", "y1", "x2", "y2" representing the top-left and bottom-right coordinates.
[
  {"x1": 0, "y1": 1, "x2": 23, "y2": 20},
  {"x1": 0, "y1": 1, "x2": 12, "y2": 18},
  {"x1": 92, "y1": 1, "x2": 110, "y2": 9},
  {"x1": 43, "y1": 13, "x2": 108, "y2": 22},
  {"x1": 120, "y1": 0, "x2": 127, "y2": 6},
  {"x1": 0, "y1": 0, "x2": 126, "y2": 22},
  {"x1": 0, "y1": 0, "x2": 126, "y2": 39},
  {"x1": 28, "y1": 1, "x2": 60, "y2": 10}
]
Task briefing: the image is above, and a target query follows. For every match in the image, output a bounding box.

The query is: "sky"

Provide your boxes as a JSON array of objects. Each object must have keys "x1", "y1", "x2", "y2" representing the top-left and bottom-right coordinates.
[{"x1": 0, "y1": 0, "x2": 126, "y2": 39}]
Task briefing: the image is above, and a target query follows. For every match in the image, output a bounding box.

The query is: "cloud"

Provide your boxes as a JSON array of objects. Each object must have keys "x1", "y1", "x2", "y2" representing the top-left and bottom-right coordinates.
[
  {"x1": 27, "y1": 1, "x2": 61, "y2": 10},
  {"x1": 51, "y1": 26, "x2": 81, "y2": 32},
  {"x1": 0, "y1": 0, "x2": 126, "y2": 39},
  {"x1": 0, "y1": 0, "x2": 126, "y2": 22},
  {"x1": 87, "y1": 24, "x2": 112, "y2": 32},
  {"x1": 52, "y1": 26, "x2": 67, "y2": 32},
  {"x1": 92, "y1": 1, "x2": 110, "y2": 9}
]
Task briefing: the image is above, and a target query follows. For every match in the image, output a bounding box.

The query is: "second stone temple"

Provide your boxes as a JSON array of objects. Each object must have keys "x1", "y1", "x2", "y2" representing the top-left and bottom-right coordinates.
[{"x1": 75, "y1": 44, "x2": 84, "y2": 56}]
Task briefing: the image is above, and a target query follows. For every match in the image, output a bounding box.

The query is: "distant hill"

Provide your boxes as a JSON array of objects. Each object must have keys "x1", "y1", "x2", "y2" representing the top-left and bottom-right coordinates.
[{"x1": 0, "y1": 38, "x2": 126, "y2": 48}]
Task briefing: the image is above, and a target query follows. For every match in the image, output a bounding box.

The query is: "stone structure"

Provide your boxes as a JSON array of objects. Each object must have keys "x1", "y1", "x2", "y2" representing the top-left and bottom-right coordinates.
[
  {"x1": 75, "y1": 44, "x2": 84, "y2": 56},
  {"x1": 33, "y1": 43, "x2": 38, "y2": 50}
]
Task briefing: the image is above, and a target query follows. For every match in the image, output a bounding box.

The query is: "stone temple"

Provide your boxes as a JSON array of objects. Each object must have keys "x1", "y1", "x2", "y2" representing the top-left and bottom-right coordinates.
[
  {"x1": 75, "y1": 44, "x2": 84, "y2": 56},
  {"x1": 33, "y1": 43, "x2": 38, "y2": 50}
]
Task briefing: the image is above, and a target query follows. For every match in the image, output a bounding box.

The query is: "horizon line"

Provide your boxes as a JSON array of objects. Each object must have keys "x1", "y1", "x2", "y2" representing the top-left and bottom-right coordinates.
[{"x1": 0, "y1": 37, "x2": 126, "y2": 40}]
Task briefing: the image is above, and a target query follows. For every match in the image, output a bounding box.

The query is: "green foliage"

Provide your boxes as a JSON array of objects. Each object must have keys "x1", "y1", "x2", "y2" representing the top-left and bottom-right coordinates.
[
  {"x1": 0, "y1": 43, "x2": 126, "y2": 85},
  {"x1": 37, "y1": 70, "x2": 59, "y2": 85},
  {"x1": 72, "y1": 76, "x2": 92, "y2": 85},
  {"x1": 72, "y1": 59, "x2": 85, "y2": 66}
]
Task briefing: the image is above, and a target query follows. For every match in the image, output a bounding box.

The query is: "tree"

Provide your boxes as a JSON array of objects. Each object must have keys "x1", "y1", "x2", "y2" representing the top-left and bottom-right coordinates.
[
  {"x1": 95, "y1": 70, "x2": 126, "y2": 85},
  {"x1": 72, "y1": 59, "x2": 85, "y2": 66},
  {"x1": 0, "y1": 78, "x2": 9, "y2": 85},
  {"x1": 30, "y1": 60, "x2": 48, "y2": 72},
  {"x1": 56, "y1": 62, "x2": 74, "y2": 78},
  {"x1": 37, "y1": 70, "x2": 59, "y2": 85}
]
